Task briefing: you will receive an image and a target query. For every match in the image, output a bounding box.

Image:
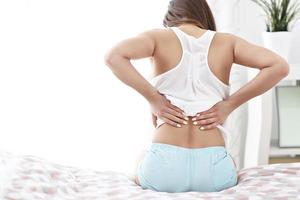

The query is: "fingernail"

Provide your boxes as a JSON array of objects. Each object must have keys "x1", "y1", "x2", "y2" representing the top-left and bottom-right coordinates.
[
  {"x1": 176, "y1": 124, "x2": 181, "y2": 127},
  {"x1": 183, "y1": 121, "x2": 187, "y2": 124},
  {"x1": 192, "y1": 117, "x2": 196, "y2": 121},
  {"x1": 193, "y1": 121, "x2": 197, "y2": 125},
  {"x1": 184, "y1": 116, "x2": 189, "y2": 120},
  {"x1": 200, "y1": 126, "x2": 205, "y2": 130},
  {"x1": 196, "y1": 114, "x2": 200, "y2": 117}
]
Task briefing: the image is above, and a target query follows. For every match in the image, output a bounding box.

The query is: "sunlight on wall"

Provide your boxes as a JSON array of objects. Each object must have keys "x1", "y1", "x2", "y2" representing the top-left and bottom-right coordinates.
[{"x1": 0, "y1": 0, "x2": 170, "y2": 174}]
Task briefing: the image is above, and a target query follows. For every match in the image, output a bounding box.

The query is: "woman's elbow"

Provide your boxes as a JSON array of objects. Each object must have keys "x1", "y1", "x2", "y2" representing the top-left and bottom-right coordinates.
[
  {"x1": 273, "y1": 58, "x2": 290, "y2": 78},
  {"x1": 104, "y1": 49, "x2": 117, "y2": 67},
  {"x1": 104, "y1": 48, "x2": 127, "y2": 69},
  {"x1": 278, "y1": 60, "x2": 290, "y2": 77}
]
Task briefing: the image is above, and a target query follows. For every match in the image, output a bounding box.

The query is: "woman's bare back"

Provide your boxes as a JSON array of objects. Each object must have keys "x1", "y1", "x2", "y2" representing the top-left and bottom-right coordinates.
[{"x1": 150, "y1": 26, "x2": 234, "y2": 148}]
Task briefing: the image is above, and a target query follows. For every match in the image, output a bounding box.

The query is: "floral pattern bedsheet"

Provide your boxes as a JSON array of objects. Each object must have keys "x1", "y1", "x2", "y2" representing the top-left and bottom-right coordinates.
[{"x1": 1, "y1": 151, "x2": 300, "y2": 200}]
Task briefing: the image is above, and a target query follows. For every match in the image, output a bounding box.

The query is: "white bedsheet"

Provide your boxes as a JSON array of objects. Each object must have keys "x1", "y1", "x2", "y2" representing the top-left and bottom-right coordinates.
[{"x1": 1, "y1": 151, "x2": 300, "y2": 200}]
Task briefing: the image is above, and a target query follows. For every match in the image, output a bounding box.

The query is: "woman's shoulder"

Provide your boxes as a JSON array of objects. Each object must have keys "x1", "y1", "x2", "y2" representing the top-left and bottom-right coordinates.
[
  {"x1": 211, "y1": 31, "x2": 239, "y2": 48},
  {"x1": 214, "y1": 31, "x2": 247, "y2": 45},
  {"x1": 136, "y1": 27, "x2": 177, "y2": 48},
  {"x1": 211, "y1": 30, "x2": 232, "y2": 38},
  {"x1": 138, "y1": 27, "x2": 172, "y2": 38}
]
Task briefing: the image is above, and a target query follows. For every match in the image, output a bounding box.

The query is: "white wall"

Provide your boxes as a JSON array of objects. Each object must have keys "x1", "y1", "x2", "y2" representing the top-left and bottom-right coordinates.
[{"x1": 0, "y1": 0, "x2": 172, "y2": 174}]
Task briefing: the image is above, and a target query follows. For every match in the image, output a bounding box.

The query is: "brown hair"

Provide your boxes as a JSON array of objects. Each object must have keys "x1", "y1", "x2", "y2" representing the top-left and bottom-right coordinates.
[{"x1": 163, "y1": 0, "x2": 216, "y2": 31}]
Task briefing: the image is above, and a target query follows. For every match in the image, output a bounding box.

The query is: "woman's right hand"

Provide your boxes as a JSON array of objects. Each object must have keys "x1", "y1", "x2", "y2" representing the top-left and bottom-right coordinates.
[{"x1": 148, "y1": 91, "x2": 189, "y2": 128}]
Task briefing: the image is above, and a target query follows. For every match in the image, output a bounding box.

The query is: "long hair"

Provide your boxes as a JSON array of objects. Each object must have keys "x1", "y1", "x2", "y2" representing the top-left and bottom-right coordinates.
[{"x1": 163, "y1": 0, "x2": 216, "y2": 31}]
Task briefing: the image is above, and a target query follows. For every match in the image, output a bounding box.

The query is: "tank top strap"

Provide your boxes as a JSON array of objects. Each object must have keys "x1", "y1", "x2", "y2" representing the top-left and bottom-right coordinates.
[
  {"x1": 168, "y1": 26, "x2": 189, "y2": 51},
  {"x1": 204, "y1": 30, "x2": 216, "y2": 53},
  {"x1": 169, "y1": 26, "x2": 215, "y2": 53}
]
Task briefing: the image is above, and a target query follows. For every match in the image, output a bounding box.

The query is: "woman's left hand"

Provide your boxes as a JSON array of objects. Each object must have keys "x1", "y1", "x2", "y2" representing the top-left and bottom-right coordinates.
[{"x1": 192, "y1": 100, "x2": 235, "y2": 130}]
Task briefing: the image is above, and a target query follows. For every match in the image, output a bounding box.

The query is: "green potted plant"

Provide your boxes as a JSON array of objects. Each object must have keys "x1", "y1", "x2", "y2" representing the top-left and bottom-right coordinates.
[{"x1": 251, "y1": 0, "x2": 300, "y2": 61}]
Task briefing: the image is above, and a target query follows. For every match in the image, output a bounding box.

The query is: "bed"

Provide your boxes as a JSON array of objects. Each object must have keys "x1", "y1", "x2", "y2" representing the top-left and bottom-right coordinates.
[{"x1": 1, "y1": 151, "x2": 300, "y2": 200}]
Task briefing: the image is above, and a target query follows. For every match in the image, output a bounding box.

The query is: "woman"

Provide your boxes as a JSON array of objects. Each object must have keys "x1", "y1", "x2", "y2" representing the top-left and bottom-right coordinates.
[{"x1": 104, "y1": 0, "x2": 289, "y2": 193}]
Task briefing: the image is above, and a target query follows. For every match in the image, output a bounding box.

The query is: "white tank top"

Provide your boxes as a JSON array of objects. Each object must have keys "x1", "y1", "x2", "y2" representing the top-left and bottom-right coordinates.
[{"x1": 149, "y1": 26, "x2": 233, "y2": 149}]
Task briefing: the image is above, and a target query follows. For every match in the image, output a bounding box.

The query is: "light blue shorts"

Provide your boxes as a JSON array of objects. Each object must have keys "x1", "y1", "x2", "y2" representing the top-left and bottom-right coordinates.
[{"x1": 137, "y1": 143, "x2": 238, "y2": 193}]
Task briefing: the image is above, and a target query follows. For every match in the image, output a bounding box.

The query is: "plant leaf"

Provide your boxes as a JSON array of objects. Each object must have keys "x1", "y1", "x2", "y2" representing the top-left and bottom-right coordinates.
[{"x1": 251, "y1": 0, "x2": 300, "y2": 31}]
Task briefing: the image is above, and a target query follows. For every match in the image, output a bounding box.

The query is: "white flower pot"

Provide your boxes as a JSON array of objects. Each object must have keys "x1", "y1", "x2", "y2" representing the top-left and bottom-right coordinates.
[{"x1": 262, "y1": 31, "x2": 293, "y2": 61}]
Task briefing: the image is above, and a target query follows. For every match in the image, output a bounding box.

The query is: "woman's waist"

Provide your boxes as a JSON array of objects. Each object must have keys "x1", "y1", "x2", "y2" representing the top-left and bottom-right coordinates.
[{"x1": 152, "y1": 120, "x2": 225, "y2": 148}]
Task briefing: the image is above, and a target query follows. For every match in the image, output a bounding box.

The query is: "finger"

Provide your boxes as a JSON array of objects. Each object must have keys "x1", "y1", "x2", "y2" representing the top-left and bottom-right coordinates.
[
  {"x1": 200, "y1": 112, "x2": 218, "y2": 120},
  {"x1": 152, "y1": 113, "x2": 157, "y2": 127},
  {"x1": 162, "y1": 110, "x2": 187, "y2": 125},
  {"x1": 194, "y1": 112, "x2": 217, "y2": 121},
  {"x1": 196, "y1": 107, "x2": 216, "y2": 116},
  {"x1": 197, "y1": 117, "x2": 219, "y2": 126},
  {"x1": 160, "y1": 116, "x2": 182, "y2": 128},
  {"x1": 166, "y1": 101, "x2": 185, "y2": 113},
  {"x1": 165, "y1": 106, "x2": 187, "y2": 120},
  {"x1": 170, "y1": 105, "x2": 185, "y2": 115},
  {"x1": 200, "y1": 122, "x2": 219, "y2": 130}
]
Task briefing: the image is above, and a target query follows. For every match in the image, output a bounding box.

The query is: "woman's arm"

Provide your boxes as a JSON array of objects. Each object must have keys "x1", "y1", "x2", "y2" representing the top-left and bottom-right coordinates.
[
  {"x1": 104, "y1": 30, "x2": 158, "y2": 102},
  {"x1": 226, "y1": 34, "x2": 290, "y2": 110},
  {"x1": 104, "y1": 29, "x2": 188, "y2": 127},
  {"x1": 193, "y1": 34, "x2": 289, "y2": 130}
]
